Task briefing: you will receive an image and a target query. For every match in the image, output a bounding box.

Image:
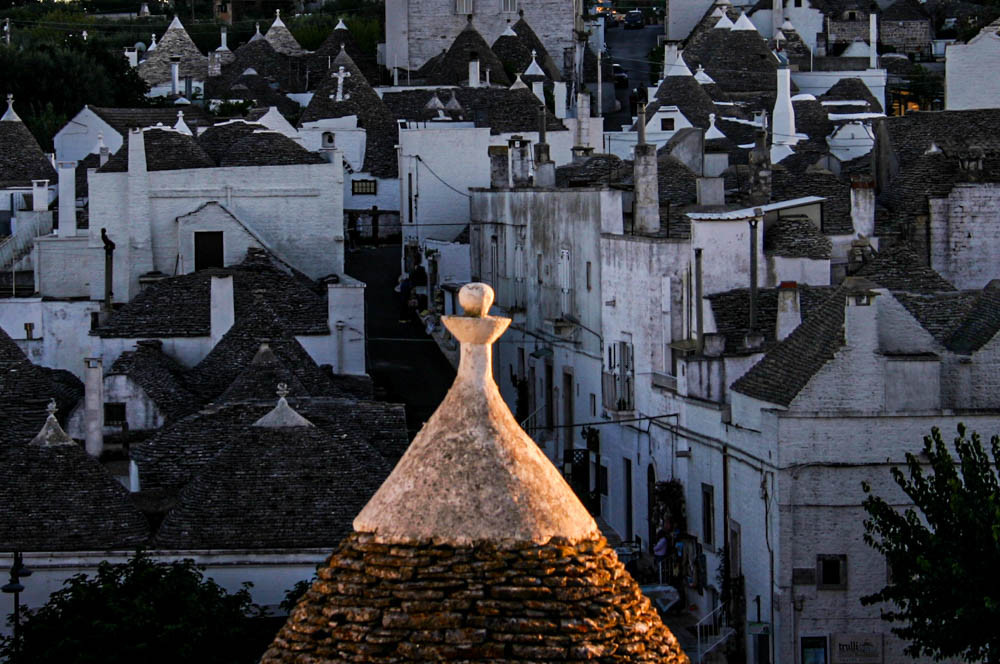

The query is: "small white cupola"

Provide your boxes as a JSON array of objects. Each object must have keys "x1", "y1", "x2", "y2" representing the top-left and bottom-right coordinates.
[
  {"x1": 706, "y1": 113, "x2": 726, "y2": 140},
  {"x1": 1, "y1": 93, "x2": 21, "y2": 122},
  {"x1": 715, "y1": 13, "x2": 735, "y2": 29},
  {"x1": 510, "y1": 73, "x2": 528, "y2": 90},
  {"x1": 174, "y1": 110, "x2": 192, "y2": 135},
  {"x1": 525, "y1": 49, "x2": 544, "y2": 77},
  {"x1": 733, "y1": 12, "x2": 758, "y2": 31},
  {"x1": 694, "y1": 64, "x2": 715, "y2": 84},
  {"x1": 335, "y1": 18, "x2": 348, "y2": 30},
  {"x1": 253, "y1": 383, "x2": 315, "y2": 428}
]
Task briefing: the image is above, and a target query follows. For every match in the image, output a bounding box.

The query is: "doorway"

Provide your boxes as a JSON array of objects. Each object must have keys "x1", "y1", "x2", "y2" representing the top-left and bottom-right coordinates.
[{"x1": 194, "y1": 231, "x2": 224, "y2": 271}]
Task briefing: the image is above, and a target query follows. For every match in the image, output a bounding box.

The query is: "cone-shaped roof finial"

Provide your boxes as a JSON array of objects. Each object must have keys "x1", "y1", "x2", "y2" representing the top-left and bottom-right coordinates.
[
  {"x1": 353, "y1": 282, "x2": 598, "y2": 545},
  {"x1": 30, "y1": 399, "x2": 75, "y2": 447}
]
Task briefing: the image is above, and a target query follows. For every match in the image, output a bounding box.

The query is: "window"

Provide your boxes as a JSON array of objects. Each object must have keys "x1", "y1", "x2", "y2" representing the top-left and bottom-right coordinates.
[
  {"x1": 501, "y1": 0, "x2": 517, "y2": 11},
  {"x1": 559, "y1": 249, "x2": 571, "y2": 315},
  {"x1": 489, "y1": 235, "x2": 499, "y2": 286},
  {"x1": 194, "y1": 231, "x2": 224, "y2": 271},
  {"x1": 597, "y1": 463, "x2": 608, "y2": 495},
  {"x1": 603, "y1": 340, "x2": 634, "y2": 411},
  {"x1": 352, "y1": 179, "x2": 377, "y2": 195},
  {"x1": 322, "y1": 131, "x2": 336, "y2": 148},
  {"x1": 536, "y1": 252, "x2": 543, "y2": 284},
  {"x1": 455, "y1": 0, "x2": 473, "y2": 13},
  {"x1": 104, "y1": 402, "x2": 126, "y2": 426},
  {"x1": 660, "y1": 117, "x2": 675, "y2": 131},
  {"x1": 586, "y1": 261, "x2": 592, "y2": 291},
  {"x1": 801, "y1": 637, "x2": 828, "y2": 664},
  {"x1": 513, "y1": 243, "x2": 526, "y2": 308},
  {"x1": 589, "y1": 392, "x2": 596, "y2": 416},
  {"x1": 729, "y1": 520, "x2": 742, "y2": 578},
  {"x1": 701, "y1": 483, "x2": 715, "y2": 548},
  {"x1": 816, "y1": 554, "x2": 847, "y2": 590},
  {"x1": 846, "y1": 10, "x2": 858, "y2": 19}
]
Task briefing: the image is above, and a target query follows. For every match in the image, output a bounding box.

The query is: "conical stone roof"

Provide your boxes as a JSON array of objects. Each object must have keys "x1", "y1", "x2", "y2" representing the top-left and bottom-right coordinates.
[
  {"x1": 0, "y1": 95, "x2": 58, "y2": 187},
  {"x1": 137, "y1": 16, "x2": 208, "y2": 86},
  {"x1": 262, "y1": 283, "x2": 689, "y2": 663},
  {"x1": 264, "y1": 10, "x2": 305, "y2": 56},
  {"x1": 424, "y1": 20, "x2": 511, "y2": 87}
]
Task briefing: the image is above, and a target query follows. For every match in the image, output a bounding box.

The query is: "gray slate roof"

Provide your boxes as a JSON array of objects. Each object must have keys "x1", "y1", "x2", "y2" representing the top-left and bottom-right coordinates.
[
  {"x1": 644, "y1": 74, "x2": 717, "y2": 130},
  {"x1": 418, "y1": 20, "x2": 511, "y2": 87},
  {"x1": 381, "y1": 87, "x2": 565, "y2": 135},
  {"x1": 732, "y1": 285, "x2": 849, "y2": 405},
  {"x1": 771, "y1": 166, "x2": 854, "y2": 234},
  {"x1": 264, "y1": 15, "x2": 305, "y2": 56},
  {"x1": 99, "y1": 128, "x2": 216, "y2": 173},
  {"x1": 196, "y1": 120, "x2": 267, "y2": 162},
  {"x1": 137, "y1": 17, "x2": 208, "y2": 86},
  {"x1": 819, "y1": 78, "x2": 883, "y2": 113},
  {"x1": 0, "y1": 441, "x2": 149, "y2": 551},
  {"x1": 764, "y1": 215, "x2": 833, "y2": 259},
  {"x1": 153, "y1": 416, "x2": 392, "y2": 549},
  {"x1": 89, "y1": 105, "x2": 212, "y2": 137},
  {"x1": 109, "y1": 339, "x2": 199, "y2": 422},
  {"x1": 896, "y1": 283, "x2": 1000, "y2": 354},
  {"x1": 854, "y1": 243, "x2": 957, "y2": 293},
  {"x1": 95, "y1": 248, "x2": 328, "y2": 339},
  {"x1": 708, "y1": 283, "x2": 836, "y2": 353},
  {"x1": 221, "y1": 131, "x2": 324, "y2": 167},
  {"x1": 511, "y1": 17, "x2": 562, "y2": 80},
  {"x1": 300, "y1": 49, "x2": 399, "y2": 179},
  {"x1": 683, "y1": 26, "x2": 779, "y2": 93},
  {"x1": 0, "y1": 111, "x2": 57, "y2": 188}
]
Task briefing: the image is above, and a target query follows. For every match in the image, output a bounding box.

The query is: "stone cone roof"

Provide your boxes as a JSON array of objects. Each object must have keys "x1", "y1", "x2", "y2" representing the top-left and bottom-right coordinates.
[
  {"x1": 137, "y1": 16, "x2": 208, "y2": 86},
  {"x1": 262, "y1": 283, "x2": 689, "y2": 663},
  {"x1": 0, "y1": 97, "x2": 58, "y2": 187},
  {"x1": 423, "y1": 20, "x2": 511, "y2": 87},
  {"x1": 265, "y1": 11, "x2": 305, "y2": 56}
]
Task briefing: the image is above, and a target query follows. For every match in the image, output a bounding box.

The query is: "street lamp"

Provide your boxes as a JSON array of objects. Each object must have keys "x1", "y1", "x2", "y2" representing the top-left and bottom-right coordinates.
[{"x1": 3, "y1": 551, "x2": 32, "y2": 663}]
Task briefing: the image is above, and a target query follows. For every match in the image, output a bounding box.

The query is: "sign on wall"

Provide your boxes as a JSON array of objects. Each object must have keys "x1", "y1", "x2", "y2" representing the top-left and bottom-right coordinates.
[{"x1": 831, "y1": 633, "x2": 884, "y2": 664}]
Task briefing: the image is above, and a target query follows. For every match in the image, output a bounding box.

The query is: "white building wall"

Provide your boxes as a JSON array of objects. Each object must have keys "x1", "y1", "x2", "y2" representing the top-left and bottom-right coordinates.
[
  {"x1": 53, "y1": 108, "x2": 122, "y2": 163},
  {"x1": 945, "y1": 32, "x2": 1000, "y2": 110},
  {"x1": 766, "y1": 255, "x2": 830, "y2": 287},
  {"x1": 929, "y1": 184, "x2": 1000, "y2": 290}
]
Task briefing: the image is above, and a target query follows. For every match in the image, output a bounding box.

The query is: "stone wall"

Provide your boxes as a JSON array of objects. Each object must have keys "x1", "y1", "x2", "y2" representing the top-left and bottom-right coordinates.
[
  {"x1": 929, "y1": 183, "x2": 1000, "y2": 290},
  {"x1": 880, "y1": 19, "x2": 931, "y2": 56}
]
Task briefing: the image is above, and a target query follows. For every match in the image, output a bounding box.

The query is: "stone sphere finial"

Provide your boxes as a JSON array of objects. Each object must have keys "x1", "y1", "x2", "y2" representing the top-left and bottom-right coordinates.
[{"x1": 458, "y1": 282, "x2": 494, "y2": 318}]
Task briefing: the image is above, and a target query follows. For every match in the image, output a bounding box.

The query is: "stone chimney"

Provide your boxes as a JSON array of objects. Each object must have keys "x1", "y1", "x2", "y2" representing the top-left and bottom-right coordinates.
[
  {"x1": 220, "y1": 25, "x2": 229, "y2": 50},
  {"x1": 696, "y1": 176, "x2": 725, "y2": 206},
  {"x1": 633, "y1": 105, "x2": 660, "y2": 234},
  {"x1": 869, "y1": 13, "x2": 878, "y2": 69},
  {"x1": 509, "y1": 135, "x2": 531, "y2": 187},
  {"x1": 31, "y1": 179, "x2": 48, "y2": 211},
  {"x1": 843, "y1": 276, "x2": 880, "y2": 349},
  {"x1": 170, "y1": 55, "x2": 181, "y2": 95},
  {"x1": 534, "y1": 108, "x2": 556, "y2": 187},
  {"x1": 488, "y1": 145, "x2": 510, "y2": 188},
  {"x1": 771, "y1": 65, "x2": 798, "y2": 163},
  {"x1": 98, "y1": 132, "x2": 110, "y2": 167},
  {"x1": 208, "y1": 51, "x2": 222, "y2": 77},
  {"x1": 468, "y1": 51, "x2": 481, "y2": 88},
  {"x1": 57, "y1": 161, "x2": 77, "y2": 237},
  {"x1": 850, "y1": 174, "x2": 875, "y2": 237},
  {"x1": 127, "y1": 129, "x2": 154, "y2": 299},
  {"x1": 571, "y1": 93, "x2": 593, "y2": 162},
  {"x1": 210, "y1": 274, "x2": 235, "y2": 344},
  {"x1": 83, "y1": 357, "x2": 104, "y2": 457},
  {"x1": 776, "y1": 281, "x2": 801, "y2": 340},
  {"x1": 748, "y1": 128, "x2": 771, "y2": 205},
  {"x1": 553, "y1": 81, "x2": 568, "y2": 119}
]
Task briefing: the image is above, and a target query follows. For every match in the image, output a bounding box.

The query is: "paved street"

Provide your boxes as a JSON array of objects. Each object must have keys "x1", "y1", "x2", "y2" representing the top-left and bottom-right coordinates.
[
  {"x1": 346, "y1": 246, "x2": 456, "y2": 439},
  {"x1": 603, "y1": 24, "x2": 663, "y2": 133}
]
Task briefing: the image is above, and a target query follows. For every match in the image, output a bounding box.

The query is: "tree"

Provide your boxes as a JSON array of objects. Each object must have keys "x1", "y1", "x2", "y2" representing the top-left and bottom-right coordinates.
[
  {"x1": 0, "y1": 553, "x2": 269, "y2": 664},
  {"x1": 861, "y1": 425, "x2": 1000, "y2": 663}
]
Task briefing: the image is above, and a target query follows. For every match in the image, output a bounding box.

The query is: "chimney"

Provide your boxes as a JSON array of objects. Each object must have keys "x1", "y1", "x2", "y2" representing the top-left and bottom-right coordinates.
[
  {"x1": 843, "y1": 277, "x2": 880, "y2": 348},
  {"x1": 101, "y1": 228, "x2": 115, "y2": 311},
  {"x1": 124, "y1": 46, "x2": 138, "y2": 68},
  {"x1": 772, "y1": 0, "x2": 784, "y2": 38},
  {"x1": 83, "y1": 357, "x2": 104, "y2": 458},
  {"x1": 488, "y1": 145, "x2": 509, "y2": 188},
  {"x1": 695, "y1": 248, "x2": 704, "y2": 351},
  {"x1": 553, "y1": 81, "x2": 568, "y2": 119},
  {"x1": 776, "y1": 281, "x2": 801, "y2": 340},
  {"x1": 531, "y1": 80, "x2": 544, "y2": 104},
  {"x1": 633, "y1": 105, "x2": 660, "y2": 234},
  {"x1": 749, "y1": 211, "x2": 761, "y2": 331},
  {"x1": 98, "y1": 132, "x2": 109, "y2": 167},
  {"x1": 208, "y1": 51, "x2": 222, "y2": 77},
  {"x1": 509, "y1": 136, "x2": 531, "y2": 187},
  {"x1": 696, "y1": 177, "x2": 725, "y2": 206},
  {"x1": 869, "y1": 13, "x2": 877, "y2": 69},
  {"x1": 220, "y1": 25, "x2": 229, "y2": 50},
  {"x1": 468, "y1": 51, "x2": 481, "y2": 88},
  {"x1": 210, "y1": 274, "x2": 235, "y2": 344},
  {"x1": 170, "y1": 55, "x2": 181, "y2": 95},
  {"x1": 31, "y1": 179, "x2": 48, "y2": 211},
  {"x1": 748, "y1": 128, "x2": 771, "y2": 205},
  {"x1": 534, "y1": 108, "x2": 555, "y2": 187},
  {"x1": 57, "y1": 161, "x2": 77, "y2": 237},
  {"x1": 850, "y1": 174, "x2": 875, "y2": 236},
  {"x1": 770, "y1": 65, "x2": 798, "y2": 162}
]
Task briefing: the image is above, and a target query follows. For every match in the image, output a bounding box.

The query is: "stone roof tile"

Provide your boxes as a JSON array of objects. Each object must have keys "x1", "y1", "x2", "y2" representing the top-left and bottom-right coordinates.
[
  {"x1": 137, "y1": 16, "x2": 208, "y2": 86},
  {"x1": 764, "y1": 215, "x2": 833, "y2": 259}
]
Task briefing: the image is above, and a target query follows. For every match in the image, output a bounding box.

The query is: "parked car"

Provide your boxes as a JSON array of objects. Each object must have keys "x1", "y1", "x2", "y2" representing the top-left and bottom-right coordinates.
[
  {"x1": 624, "y1": 10, "x2": 643, "y2": 29},
  {"x1": 612, "y1": 63, "x2": 628, "y2": 87}
]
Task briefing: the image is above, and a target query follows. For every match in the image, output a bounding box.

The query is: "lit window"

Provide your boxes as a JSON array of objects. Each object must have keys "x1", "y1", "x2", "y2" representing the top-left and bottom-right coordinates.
[{"x1": 352, "y1": 179, "x2": 377, "y2": 195}]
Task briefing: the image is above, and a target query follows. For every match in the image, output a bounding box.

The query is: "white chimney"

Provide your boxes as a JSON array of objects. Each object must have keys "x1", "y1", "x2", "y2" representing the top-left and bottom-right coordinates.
[
  {"x1": 770, "y1": 65, "x2": 798, "y2": 163},
  {"x1": 57, "y1": 161, "x2": 77, "y2": 237},
  {"x1": 468, "y1": 51, "x2": 481, "y2": 88},
  {"x1": 576, "y1": 92, "x2": 591, "y2": 147},
  {"x1": 850, "y1": 174, "x2": 875, "y2": 236},
  {"x1": 31, "y1": 179, "x2": 48, "y2": 211},
  {"x1": 776, "y1": 281, "x2": 801, "y2": 340},
  {"x1": 553, "y1": 81, "x2": 567, "y2": 119},
  {"x1": 83, "y1": 357, "x2": 104, "y2": 457},
  {"x1": 220, "y1": 25, "x2": 229, "y2": 50},
  {"x1": 170, "y1": 55, "x2": 181, "y2": 95},
  {"x1": 531, "y1": 80, "x2": 544, "y2": 104},
  {"x1": 210, "y1": 275, "x2": 235, "y2": 344},
  {"x1": 98, "y1": 132, "x2": 110, "y2": 166},
  {"x1": 869, "y1": 13, "x2": 878, "y2": 69},
  {"x1": 124, "y1": 47, "x2": 138, "y2": 68},
  {"x1": 633, "y1": 105, "x2": 660, "y2": 234}
]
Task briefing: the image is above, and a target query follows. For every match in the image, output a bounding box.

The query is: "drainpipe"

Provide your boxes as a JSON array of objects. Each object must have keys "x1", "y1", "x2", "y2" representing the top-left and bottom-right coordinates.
[
  {"x1": 101, "y1": 228, "x2": 115, "y2": 311},
  {"x1": 750, "y1": 211, "x2": 761, "y2": 330},
  {"x1": 695, "y1": 248, "x2": 704, "y2": 352}
]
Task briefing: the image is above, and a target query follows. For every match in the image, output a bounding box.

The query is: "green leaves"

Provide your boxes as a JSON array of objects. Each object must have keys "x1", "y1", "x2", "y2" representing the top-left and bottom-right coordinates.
[
  {"x1": 862, "y1": 425, "x2": 1000, "y2": 663},
  {"x1": 0, "y1": 552, "x2": 271, "y2": 664}
]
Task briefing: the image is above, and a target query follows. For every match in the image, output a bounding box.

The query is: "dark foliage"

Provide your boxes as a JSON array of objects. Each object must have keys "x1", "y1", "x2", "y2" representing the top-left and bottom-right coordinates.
[
  {"x1": 862, "y1": 424, "x2": 1000, "y2": 663},
  {"x1": 0, "y1": 553, "x2": 269, "y2": 664}
]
